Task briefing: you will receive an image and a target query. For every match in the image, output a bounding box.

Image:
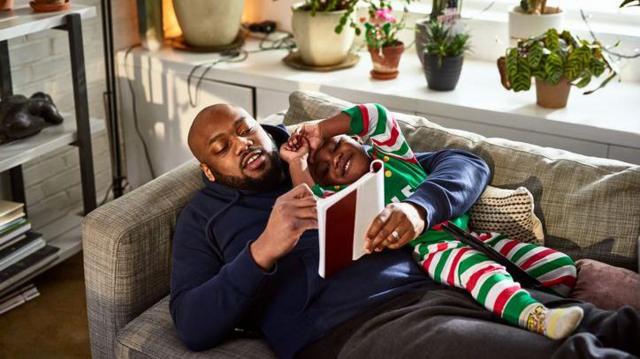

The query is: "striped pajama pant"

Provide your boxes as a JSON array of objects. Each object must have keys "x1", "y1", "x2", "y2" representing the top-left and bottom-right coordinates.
[{"x1": 413, "y1": 232, "x2": 577, "y2": 328}]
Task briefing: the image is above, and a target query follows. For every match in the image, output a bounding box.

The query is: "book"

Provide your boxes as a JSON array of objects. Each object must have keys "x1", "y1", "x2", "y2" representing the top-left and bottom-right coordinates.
[
  {"x1": 0, "y1": 245, "x2": 59, "y2": 295},
  {"x1": 0, "y1": 218, "x2": 31, "y2": 247},
  {"x1": 0, "y1": 200, "x2": 24, "y2": 227},
  {"x1": 0, "y1": 283, "x2": 40, "y2": 315},
  {"x1": 316, "y1": 160, "x2": 385, "y2": 278},
  {"x1": 0, "y1": 233, "x2": 27, "y2": 252},
  {"x1": 0, "y1": 232, "x2": 46, "y2": 272}
]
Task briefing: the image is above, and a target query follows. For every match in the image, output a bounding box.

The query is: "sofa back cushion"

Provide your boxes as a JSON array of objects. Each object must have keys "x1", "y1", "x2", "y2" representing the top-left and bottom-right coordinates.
[{"x1": 284, "y1": 90, "x2": 640, "y2": 271}]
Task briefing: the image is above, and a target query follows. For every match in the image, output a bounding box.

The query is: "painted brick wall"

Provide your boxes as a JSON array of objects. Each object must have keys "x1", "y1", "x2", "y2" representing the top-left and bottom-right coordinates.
[{"x1": 0, "y1": 0, "x2": 140, "y2": 230}]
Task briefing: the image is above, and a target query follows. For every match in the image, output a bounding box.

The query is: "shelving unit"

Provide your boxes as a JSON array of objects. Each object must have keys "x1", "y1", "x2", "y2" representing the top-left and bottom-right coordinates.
[{"x1": 0, "y1": 3, "x2": 100, "y2": 295}]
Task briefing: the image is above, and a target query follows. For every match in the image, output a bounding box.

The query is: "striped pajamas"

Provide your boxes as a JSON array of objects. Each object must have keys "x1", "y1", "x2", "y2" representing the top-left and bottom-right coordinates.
[
  {"x1": 413, "y1": 231, "x2": 577, "y2": 327},
  {"x1": 313, "y1": 103, "x2": 577, "y2": 330}
]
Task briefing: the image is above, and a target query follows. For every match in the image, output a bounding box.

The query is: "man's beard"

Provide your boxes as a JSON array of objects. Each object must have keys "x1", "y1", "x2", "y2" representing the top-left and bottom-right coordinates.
[{"x1": 209, "y1": 148, "x2": 285, "y2": 192}]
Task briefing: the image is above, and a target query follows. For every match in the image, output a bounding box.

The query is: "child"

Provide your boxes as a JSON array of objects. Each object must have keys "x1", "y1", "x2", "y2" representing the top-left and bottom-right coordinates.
[{"x1": 279, "y1": 103, "x2": 583, "y2": 340}]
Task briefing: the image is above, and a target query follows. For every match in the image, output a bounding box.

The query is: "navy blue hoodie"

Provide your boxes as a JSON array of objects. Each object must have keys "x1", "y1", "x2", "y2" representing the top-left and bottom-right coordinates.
[{"x1": 170, "y1": 124, "x2": 491, "y2": 358}]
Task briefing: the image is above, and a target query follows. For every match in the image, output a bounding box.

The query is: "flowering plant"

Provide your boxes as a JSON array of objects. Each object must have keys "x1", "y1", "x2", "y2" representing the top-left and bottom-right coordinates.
[{"x1": 362, "y1": 2, "x2": 407, "y2": 49}]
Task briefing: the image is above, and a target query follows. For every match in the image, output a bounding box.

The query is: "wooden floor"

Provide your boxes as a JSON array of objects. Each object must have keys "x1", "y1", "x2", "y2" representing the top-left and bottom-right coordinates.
[{"x1": 0, "y1": 253, "x2": 91, "y2": 358}]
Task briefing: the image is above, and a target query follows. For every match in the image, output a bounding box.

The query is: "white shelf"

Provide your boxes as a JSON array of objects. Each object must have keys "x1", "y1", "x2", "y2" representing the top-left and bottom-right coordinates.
[
  {"x1": 0, "y1": 116, "x2": 105, "y2": 172},
  {"x1": 0, "y1": 1, "x2": 95, "y2": 42},
  {"x1": 118, "y1": 38, "x2": 640, "y2": 149}
]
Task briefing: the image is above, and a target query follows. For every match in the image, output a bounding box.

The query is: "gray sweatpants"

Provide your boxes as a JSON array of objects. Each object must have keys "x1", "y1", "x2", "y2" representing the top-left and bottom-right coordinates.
[{"x1": 299, "y1": 286, "x2": 640, "y2": 359}]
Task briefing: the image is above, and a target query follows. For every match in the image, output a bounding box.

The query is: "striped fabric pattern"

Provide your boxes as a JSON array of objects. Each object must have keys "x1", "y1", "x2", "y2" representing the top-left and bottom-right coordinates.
[
  {"x1": 415, "y1": 232, "x2": 577, "y2": 328},
  {"x1": 345, "y1": 104, "x2": 418, "y2": 164}
]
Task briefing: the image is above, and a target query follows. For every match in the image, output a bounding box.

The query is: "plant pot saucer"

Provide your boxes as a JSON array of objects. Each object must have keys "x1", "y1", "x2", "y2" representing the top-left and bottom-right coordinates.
[
  {"x1": 370, "y1": 70, "x2": 398, "y2": 80},
  {"x1": 282, "y1": 52, "x2": 359, "y2": 72},
  {"x1": 166, "y1": 31, "x2": 245, "y2": 53},
  {"x1": 30, "y1": 0, "x2": 70, "y2": 13}
]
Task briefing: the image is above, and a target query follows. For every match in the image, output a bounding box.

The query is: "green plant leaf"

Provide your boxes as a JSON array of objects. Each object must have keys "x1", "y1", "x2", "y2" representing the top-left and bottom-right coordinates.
[
  {"x1": 545, "y1": 28, "x2": 560, "y2": 52},
  {"x1": 565, "y1": 45, "x2": 589, "y2": 80},
  {"x1": 575, "y1": 73, "x2": 592, "y2": 88},
  {"x1": 528, "y1": 41, "x2": 544, "y2": 69},
  {"x1": 544, "y1": 51, "x2": 563, "y2": 84}
]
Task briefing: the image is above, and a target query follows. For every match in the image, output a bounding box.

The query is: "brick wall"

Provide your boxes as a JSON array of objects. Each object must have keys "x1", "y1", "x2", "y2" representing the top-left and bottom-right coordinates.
[{"x1": 0, "y1": 0, "x2": 140, "y2": 230}]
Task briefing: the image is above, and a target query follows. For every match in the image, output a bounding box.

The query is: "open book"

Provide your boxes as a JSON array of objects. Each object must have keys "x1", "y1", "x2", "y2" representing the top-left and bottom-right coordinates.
[{"x1": 316, "y1": 160, "x2": 385, "y2": 278}]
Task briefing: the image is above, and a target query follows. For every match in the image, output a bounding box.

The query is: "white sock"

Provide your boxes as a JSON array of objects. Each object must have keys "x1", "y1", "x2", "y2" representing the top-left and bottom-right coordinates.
[{"x1": 523, "y1": 304, "x2": 584, "y2": 340}]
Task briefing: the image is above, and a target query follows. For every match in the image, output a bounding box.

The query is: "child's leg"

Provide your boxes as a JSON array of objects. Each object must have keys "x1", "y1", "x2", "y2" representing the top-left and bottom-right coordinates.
[
  {"x1": 476, "y1": 232, "x2": 577, "y2": 296},
  {"x1": 414, "y1": 240, "x2": 583, "y2": 339}
]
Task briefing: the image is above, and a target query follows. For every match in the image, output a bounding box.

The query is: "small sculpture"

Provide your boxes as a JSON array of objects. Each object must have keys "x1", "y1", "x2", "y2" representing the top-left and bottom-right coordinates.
[{"x1": 0, "y1": 92, "x2": 64, "y2": 143}]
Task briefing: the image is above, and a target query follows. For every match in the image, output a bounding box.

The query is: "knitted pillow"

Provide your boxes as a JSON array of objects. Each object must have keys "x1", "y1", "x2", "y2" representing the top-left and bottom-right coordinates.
[{"x1": 470, "y1": 186, "x2": 544, "y2": 245}]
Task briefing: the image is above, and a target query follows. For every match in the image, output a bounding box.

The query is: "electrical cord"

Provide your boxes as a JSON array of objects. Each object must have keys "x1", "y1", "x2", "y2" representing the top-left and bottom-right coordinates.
[
  {"x1": 186, "y1": 31, "x2": 296, "y2": 108},
  {"x1": 124, "y1": 44, "x2": 158, "y2": 180}
]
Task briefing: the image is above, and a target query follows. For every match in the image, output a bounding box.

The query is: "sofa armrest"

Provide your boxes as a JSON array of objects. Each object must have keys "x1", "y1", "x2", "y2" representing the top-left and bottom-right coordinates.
[{"x1": 82, "y1": 160, "x2": 203, "y2": 359}]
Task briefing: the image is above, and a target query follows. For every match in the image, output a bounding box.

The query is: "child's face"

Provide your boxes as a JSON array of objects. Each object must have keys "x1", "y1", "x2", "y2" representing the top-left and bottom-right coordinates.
[{"x1": 310, "y1": 135, "x2": 371, "y2": 186}]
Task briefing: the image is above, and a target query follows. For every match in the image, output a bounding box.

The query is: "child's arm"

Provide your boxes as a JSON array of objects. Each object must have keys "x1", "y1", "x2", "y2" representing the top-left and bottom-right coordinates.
[{"x1": 301, "y1": 104, "x2": 416, "y2": 163}]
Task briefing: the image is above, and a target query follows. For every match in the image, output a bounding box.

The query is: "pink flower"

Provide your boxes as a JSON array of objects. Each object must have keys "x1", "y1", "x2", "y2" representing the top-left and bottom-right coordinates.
[{"x1": 373, "y1": 8, "x2": 396, "y2": 24}]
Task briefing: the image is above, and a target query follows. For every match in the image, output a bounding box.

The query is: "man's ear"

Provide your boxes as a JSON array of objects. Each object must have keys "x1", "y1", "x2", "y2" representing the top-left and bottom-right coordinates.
[{"x1": 200, "y1": 163, "x2": 216, "y2": 182}]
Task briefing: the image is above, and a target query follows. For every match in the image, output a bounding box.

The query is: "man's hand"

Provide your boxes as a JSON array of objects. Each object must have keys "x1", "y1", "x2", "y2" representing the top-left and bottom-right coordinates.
[
  {"x1": 364, "y1": 202, "x2": 427, "y2": 253},
  {"x1": 251, "y1": 184, "x2": 318, "y2": 270}
]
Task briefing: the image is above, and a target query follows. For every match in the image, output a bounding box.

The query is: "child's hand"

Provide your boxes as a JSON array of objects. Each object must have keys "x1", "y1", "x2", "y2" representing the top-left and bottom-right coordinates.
[
  {"x1": 296, "y1": 123, "x2": 323, "y2": 161},
  {"x1": 280, "y1": 133, "x2": 310, "y2": 164}
]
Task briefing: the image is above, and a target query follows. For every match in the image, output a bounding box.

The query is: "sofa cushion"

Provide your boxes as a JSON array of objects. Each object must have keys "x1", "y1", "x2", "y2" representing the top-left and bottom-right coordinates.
[
  {"x1": 284, "y1": 90, "x2": 640, "y2": 271},
  {"x1": 570, "y1": 259, "x2": 640, "y2": 311},
  {"x1": 116, "y1": 296, "x2": 276, "y2": 359}
]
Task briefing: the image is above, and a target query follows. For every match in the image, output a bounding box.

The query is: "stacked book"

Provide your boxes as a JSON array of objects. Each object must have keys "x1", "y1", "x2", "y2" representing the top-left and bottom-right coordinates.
[{"x1": 0, "y1": 200, "x2": 59, "y2": 297}]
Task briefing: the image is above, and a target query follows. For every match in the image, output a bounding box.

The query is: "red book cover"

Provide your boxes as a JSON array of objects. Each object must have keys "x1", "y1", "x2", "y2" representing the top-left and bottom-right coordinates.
[{"x1": 317, "y1": 160, "x2": 385, "y2": 278}]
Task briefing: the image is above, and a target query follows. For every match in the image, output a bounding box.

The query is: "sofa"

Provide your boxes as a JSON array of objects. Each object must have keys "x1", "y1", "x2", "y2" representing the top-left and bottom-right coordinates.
[{"x1": 82, "y1": 90, "x2": 640, "y2": 358}]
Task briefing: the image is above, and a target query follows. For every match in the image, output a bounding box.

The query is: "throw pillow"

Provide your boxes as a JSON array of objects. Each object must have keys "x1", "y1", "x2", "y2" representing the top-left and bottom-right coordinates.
[
  {"x1": 570, "y1": 259, "x2": 640, "y2": 310},
  {"x1": 470, "y1": 186, "x2": 544, "y2": 245}
]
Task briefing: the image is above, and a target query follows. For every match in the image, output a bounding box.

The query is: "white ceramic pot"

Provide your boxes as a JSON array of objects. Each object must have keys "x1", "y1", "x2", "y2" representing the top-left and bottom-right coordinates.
[
  {"x1": 291, "y1": 3, "x2": 355, "y2": 66},
  {"x1": 173, "y1": 0, "x2": 245, "y2": 47},
  {"x1": 508, "y1": 5, "x2": 564, "y2": 40}
]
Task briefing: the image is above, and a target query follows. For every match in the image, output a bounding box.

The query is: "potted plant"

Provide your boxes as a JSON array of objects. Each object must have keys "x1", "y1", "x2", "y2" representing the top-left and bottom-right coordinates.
[
  {"x1": 421, "y1": 20, "x2": 470, "y2": 91},
  {"x1": 291, "y1": 1, "x2": 359, "y2": 66},
  {"x1": 1, "y1": 0, "x2": 13, "y2": 11},
  {"x1": 509, "y1": 0, "x2": 564, "y2": 41},
  {"x1": 363, "y1": 2, "x2": 409, "y2": 79},
  {"x1": 173, "y1": 0, "x2": 245, "y2": 48},
  {"x1": 497, "y1": 28, "x2": 616, "y2": 109},
  {"x1": 415, "y1": 0, "x2": 462, "y2": 64}
]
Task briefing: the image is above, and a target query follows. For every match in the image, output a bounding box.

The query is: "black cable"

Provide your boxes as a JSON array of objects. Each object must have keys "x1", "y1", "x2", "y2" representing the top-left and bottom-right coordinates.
[
  {"x1": 124, "y1": 44, "x2": 158, "y2": 179},
  {"x1": 186, "y1": 31, "x2": 296, "y2": 108}
]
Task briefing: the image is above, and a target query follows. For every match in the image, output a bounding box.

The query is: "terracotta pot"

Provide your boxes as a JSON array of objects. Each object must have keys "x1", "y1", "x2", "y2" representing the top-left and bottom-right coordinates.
[
  {"x1": 291, "y1": 3, "x2": 355, "y2": 66},
  {"x1": 535, "y1": 77, "x2": 571, "y2": 108},
  {"x1": 173, "y1": 0, "x2": 245, "y2": 47},
  {"x1": 30, "y1": 0, "x2": 69, "y2": 13},
  {"x1": 368, "y1": 42, "x2": 404, "y2": 80},
  {"x1": 1, "y1": 0, "x2": 14, "y2": 11}
]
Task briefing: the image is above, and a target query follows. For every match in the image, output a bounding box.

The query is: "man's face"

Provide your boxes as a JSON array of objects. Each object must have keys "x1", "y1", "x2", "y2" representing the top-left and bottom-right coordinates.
[
  {"x1": 193, "y1": 105, "x2": 284, "y2": 191},
  {"x1": 310, "y1": 135, "x2": 371, "y2": 186}
]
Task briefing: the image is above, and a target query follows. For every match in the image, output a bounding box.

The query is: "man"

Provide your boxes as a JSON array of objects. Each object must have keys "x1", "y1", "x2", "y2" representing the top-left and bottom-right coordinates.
[{"x1": 170, "y1": 104, "x2": 639, "y2": 359}]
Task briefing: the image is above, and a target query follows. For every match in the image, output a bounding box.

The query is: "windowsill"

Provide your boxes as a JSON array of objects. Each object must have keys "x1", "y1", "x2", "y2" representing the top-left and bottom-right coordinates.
[{"x1": 118, "y1": 38, "x2": 640, "y2": 149}]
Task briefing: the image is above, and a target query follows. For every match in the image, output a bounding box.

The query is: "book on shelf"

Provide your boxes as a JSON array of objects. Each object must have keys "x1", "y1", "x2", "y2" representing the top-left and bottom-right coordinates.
[
  {"x1": 0, "y1": 200, "x2": 24, "y2": 227},
  {"x1": 0, "y1": 209, "x2": 31, "y2": 248},
  {"x1": 0, "y1": 283, "x2": 40, "y2": 316},
  {"x1": 0, "y1": 245, "x2": 59, "y2": 295},
  {"x1": 0, "y1": 232, "x2": 46, "y2": 272},
  {"x1": 316, "y1": 160, "x2": 385, "y2": 278}
]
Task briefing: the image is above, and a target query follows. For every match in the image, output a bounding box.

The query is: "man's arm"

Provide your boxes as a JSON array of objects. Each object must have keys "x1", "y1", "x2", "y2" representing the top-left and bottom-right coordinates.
[
  {"x1": 170, "y1": 184, "x2": 317, "y2": 351},
  {"x1": 405, "y1": 149, "x2": 491, "y2": 230},
  {"x1": 169, "y1": 206, "x2": 275, "y2": 351}
]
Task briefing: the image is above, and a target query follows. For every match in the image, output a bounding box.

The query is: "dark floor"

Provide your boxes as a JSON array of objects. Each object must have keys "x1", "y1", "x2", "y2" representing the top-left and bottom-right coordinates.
[{"x1": 0, "y1": 253, "x2": 91, "y2": 358}]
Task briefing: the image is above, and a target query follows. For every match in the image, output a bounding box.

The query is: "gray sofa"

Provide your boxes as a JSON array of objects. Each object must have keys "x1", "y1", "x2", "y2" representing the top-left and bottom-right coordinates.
[{"x1": 83, "y1": 91, "x2": 640, "y2": 358}]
